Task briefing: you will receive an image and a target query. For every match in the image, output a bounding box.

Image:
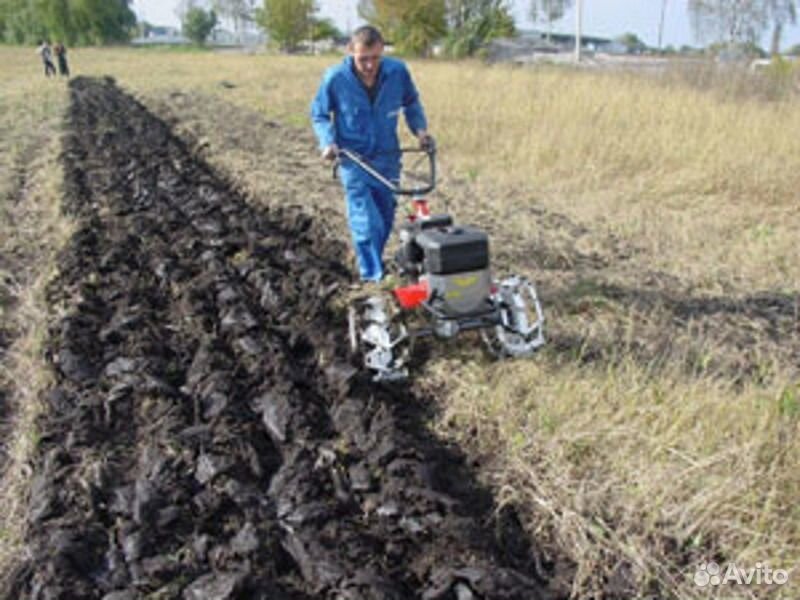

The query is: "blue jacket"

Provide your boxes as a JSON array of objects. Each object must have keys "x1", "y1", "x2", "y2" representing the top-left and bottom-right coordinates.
[{"x1": 311, "y1": 56, "x2": 427, "y2": 176}]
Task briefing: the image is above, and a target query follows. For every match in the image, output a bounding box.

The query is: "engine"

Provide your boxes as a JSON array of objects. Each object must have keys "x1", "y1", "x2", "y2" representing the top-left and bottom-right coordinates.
[{"x1": 396, "y1": 215, "x2": 492, "y2": 317}]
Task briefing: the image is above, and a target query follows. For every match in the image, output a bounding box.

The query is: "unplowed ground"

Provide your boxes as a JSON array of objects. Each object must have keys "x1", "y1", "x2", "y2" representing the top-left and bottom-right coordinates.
[{"x1": 2, "y1": 77, "x2": 560, "y2": 599}]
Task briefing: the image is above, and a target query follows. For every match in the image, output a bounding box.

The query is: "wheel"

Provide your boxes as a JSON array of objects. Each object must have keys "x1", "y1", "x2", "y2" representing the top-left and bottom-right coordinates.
[
  {"x1": 482, "y1": 276, "x2": 545, "y2": 358},
  {"x1": 348, "y1": 293, "x2": 412, "y2": 382}
]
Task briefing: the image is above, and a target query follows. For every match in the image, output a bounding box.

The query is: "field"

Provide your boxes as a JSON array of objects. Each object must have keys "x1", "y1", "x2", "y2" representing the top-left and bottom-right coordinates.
[{"x1": 0, "y1": 46, "x2": 798, "y2": 599}]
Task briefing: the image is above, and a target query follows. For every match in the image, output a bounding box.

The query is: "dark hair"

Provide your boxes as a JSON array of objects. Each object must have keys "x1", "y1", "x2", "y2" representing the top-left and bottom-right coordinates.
[{"x1": 351, "y1": 25, "x2": 383, "y2": 47}]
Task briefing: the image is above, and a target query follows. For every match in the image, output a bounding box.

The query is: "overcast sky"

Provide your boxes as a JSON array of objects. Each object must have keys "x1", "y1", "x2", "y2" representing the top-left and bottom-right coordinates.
[{"x1": 131, "y1": 0, "x2": 800, "y2": 50}]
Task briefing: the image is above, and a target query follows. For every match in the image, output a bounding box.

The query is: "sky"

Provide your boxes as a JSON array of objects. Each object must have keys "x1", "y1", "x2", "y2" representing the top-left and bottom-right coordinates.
[{"x1": 130, "y1": 0, "x2": 800, "y2": 51}]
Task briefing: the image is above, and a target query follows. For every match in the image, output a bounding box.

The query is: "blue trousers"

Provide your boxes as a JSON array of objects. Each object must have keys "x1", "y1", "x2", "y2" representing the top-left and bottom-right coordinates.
[{"x1": 341, "y1": 166, "x2": 397, "y2": 281}]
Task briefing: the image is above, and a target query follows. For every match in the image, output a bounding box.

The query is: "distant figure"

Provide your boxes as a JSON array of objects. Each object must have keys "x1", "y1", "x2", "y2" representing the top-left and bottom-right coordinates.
[
  {"x1": 53, "y1": 43, "x2": 70, "y2": 77},
  {"x1": 36, "y1": 40, "x2": 56, "y2": 77}
]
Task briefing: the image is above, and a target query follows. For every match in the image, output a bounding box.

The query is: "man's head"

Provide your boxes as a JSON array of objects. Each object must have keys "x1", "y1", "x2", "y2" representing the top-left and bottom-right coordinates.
[{"x1": 348, "y1": 25, "x2": 384, "y2": 86}]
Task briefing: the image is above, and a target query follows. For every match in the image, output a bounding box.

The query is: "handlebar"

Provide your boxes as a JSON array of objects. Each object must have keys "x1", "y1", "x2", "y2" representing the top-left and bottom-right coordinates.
[{"x1": 333, "y1": 146, "x2": 437, "y2": 196}]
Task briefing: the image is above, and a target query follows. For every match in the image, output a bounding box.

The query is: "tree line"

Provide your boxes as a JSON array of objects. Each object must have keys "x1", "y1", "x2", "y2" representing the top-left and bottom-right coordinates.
[
  {"x1": 252, "y1": 0, "x2": 577, "y2": 56},
  {"x1": 252, "y1": 0, "x2": 518, "y2": 56},
  {"x1": 689, "y1": 0, "x2": 797, "y2": 55},
  {"x1": 0, "y1": 0, "x2": 136, "y2": 45},
  {"x1": 256, "y1": 0, "x2": 798, "y2": 57},
  {"x1": 1, "y1": 0, "x2": 797, "y2": 57}
]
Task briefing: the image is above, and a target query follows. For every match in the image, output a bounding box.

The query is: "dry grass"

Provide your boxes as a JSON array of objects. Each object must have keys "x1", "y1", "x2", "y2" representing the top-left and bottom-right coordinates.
[
  {"x1": 0, "y1": 74, "x2": 73, "y2": 581},
  {"x1": 0, "y1": 46, "x2": 798, "y2": 598},
  {"x1": 414, "y1": 61, "x2": 800, "y2": 293},
  {"x1": 421, "y1": 356, "x2": 799, "y2": 598}
]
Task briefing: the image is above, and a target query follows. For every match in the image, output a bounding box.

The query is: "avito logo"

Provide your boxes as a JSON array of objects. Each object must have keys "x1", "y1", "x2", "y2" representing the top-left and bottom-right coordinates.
[{"x1": 694, "y1": 562, "x2": 790, "y2": 588}]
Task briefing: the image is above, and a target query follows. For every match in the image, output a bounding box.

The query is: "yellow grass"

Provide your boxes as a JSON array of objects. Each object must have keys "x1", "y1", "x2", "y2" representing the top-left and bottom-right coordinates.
[
  {"x1": 415, "y1": 62, "x2": 800, "y2": 292},
  {"x1": 0, "y1": 46, "x2": 798, "y2": 598},
  {"x1": 423, "y1": 356, "x2": 799, "y2": 597},
  {"x1": 0, "y1": 75, "x2": 73, "y2": 581}
]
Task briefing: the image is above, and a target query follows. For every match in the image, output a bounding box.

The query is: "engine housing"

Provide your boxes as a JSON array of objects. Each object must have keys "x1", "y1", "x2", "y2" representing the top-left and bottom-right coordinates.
[{"x1": 396, "y1": 217, "x2": 493, "y2": 317}]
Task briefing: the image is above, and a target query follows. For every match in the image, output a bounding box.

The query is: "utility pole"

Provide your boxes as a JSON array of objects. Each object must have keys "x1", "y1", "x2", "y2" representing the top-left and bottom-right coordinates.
[
  {"x1": 574, "y1": 0, "x2": 583, "y2": 62},
  {"x1": 658, "y1": 0, "x2": 668, "y2": 50}
]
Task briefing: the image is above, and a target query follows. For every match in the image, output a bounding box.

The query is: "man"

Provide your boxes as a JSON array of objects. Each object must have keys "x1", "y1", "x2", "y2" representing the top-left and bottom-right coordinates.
[
  {"x1": 311, "y1": 25, "x2": 432, "y2": 282},
  {"x1": 36, "y1": 40, "x2": 56, "y2": 78},
  {"x1": 53, "y1": 43, "x2": 70, "y2": 77}
]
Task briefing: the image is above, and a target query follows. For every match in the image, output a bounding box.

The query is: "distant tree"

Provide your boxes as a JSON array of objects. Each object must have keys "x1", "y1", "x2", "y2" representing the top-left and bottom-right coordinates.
[
  {"x1": 183, "y1": 7, "x2": 218, "y2": 45},
  {"x1": 73, "y1": 0, "x2": 137, "y2": 44},
  {"x1": 739, "y1": 40, "x2": 769, "y2": 57},
  {"x1": 40, "y1": 0, "x2": 74, "y2": 45},
  {"x1": 446, "y1": 0, "x2": 512, "y2": 29},
  {"x1": 764, "y1": 0, "x2": 797, "y2": 55},
  {"x1": 616, "y1": 32, "x2": 647, "y2": 54},
  {"x1": 706, "y1": 39, "x2": 767, "y2": 59},
  {"x1": 176, "y1": 0, "x2": 199, "y2": 24},
  {"x1": 443, "y1": 0, "x2": 515, "y2": 57},
  {"x1": 688, "y1": 0, "x2": 767, "y2": 45},
  {"x1": 255, "y1": 0, "x2": 315, "y2": 52},
  {"x1": 529, "y1": 0, "x2": 573, "y2": 40},
  {"x1": 788, "y1": 42, "x2": 800, "y2": 55},
  {"x1": 0, "y1": 0, "x2": 45, "y2": 44},
  {"x1": 212, "y1": 0, "x2": 256, "y2": 37},
  {"x1": 358, "y1": 0, "x2": 448, "y2": 56},
  {"x1": 0, "y1": 0, "x2": 135, "y2": 44},
  {"x1": 310, "y1": 17, "x2": 341, "y2": 42},
  {"x1": 689, "y1": 0, "x2": 798, "y2": 54}
]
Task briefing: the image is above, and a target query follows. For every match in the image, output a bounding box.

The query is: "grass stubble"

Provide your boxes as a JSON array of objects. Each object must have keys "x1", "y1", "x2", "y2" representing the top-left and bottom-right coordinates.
[{"x1": 0, "y1": 72, "x2": 74, "y2": 588}]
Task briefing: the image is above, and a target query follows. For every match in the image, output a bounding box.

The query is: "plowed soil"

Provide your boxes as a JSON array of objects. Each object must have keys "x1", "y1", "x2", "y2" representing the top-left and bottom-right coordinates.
[{"x1": 2, "y1": 77, "x2": 561, "y2": 599}]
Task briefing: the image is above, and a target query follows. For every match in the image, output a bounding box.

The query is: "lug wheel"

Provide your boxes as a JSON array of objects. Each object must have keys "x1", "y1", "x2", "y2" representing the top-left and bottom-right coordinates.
[
  {"x1": 348, "y1": 294, "x2": 412, "y2": 382},
  {"x1": 482, "y1": 277, "x2": 546, "y2": 358}
]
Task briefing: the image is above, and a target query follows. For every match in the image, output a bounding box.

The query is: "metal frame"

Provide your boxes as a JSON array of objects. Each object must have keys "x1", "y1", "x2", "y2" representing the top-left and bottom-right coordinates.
[{"x1": 334, "y1": 146, "x2": 437, "y2": 197}]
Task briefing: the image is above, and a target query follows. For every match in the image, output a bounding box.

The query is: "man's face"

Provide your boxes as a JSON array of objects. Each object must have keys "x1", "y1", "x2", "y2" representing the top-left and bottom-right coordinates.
[{"x1": 350, "y1": 42, "x2": 383, "y2": 85}]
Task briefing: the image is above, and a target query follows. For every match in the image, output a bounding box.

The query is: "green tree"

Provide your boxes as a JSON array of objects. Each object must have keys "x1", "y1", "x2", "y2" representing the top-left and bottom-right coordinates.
[
  {"x1": 616, "y1": 32, "x2": 647, "y2": 54},
  {"x1": 0, "y1": 0, "x2": 135, "y2": 44},
  {"x1": 72, "y1": 0, "x2": 137, "y2": 44},
  {"x1": 358, "y1": 0, "x2": 447, "y2": 56},
  {"x1": 182, "y1": 7, "x2": 218, "y2": 45},
  {"x1": 310, "y1": 17, "x2": 341, "y2": 42},
  {"x1": 0, "y1": 0, "x2": 45, "y2": 44},
  {"x1": 443, "y1": 0, "x2": 515, "y2": 57},
  {"x1": 40, "y1": 0, "x2": 74, "y2": 45},
  {"x1": 255, "y1": 0, "x2": 315, "y2": 52}
]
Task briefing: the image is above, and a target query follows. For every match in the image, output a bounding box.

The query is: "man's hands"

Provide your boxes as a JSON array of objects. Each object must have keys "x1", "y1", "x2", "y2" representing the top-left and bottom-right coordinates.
[
  {"x1": 417, "y1": 130, "x2": 435, "y2": 152},
  {"x1": 321, "y1": 144, "x2": 339, "y2": 161},
  {"x1": 324, "y1": 134, "x2": 433, "y2": 162}
]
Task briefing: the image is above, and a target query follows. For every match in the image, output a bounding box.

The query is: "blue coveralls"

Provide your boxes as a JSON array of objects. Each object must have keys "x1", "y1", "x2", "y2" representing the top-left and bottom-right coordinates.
[{"x1": 311, "y1": 56, "x2": 428, "y2": 281}]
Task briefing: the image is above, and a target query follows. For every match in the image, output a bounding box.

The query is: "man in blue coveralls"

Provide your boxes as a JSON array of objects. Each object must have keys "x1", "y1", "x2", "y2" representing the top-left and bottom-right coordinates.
[{"x1": 311, "y1": 25, "x2": 433, "y2": 283}]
